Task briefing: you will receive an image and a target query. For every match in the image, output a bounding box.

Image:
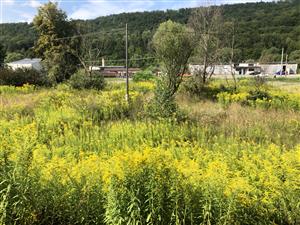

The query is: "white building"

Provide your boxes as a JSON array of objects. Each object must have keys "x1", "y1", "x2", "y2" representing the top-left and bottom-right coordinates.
[
  {"x1": 7, "y1": 58, "x2": 42, "y2": 71},
  {"x1": 189, "y1": 64, "x2": 238, "y2": 76},
  {"x1": 234, "y1": 63, "x2": 261, "y2": 75},
  {"x1": 259, "y1": 63, "x2": 298, "y2": 75},
  {"x1": 189, "y1": 63, "x2": 298, "y2": 76}
]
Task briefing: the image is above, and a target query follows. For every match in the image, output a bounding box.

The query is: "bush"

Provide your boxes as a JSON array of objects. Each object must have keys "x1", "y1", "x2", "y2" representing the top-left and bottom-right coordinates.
[
  {"x1": 147, "y1": 80, "x2": 187, "y2": 120},
  {"x1": 217, "y1": 89, "x2": 300, "y2": 111},
  {"x1": 182, "y1": 77, "x2": 233, "y2": 100},
  {"x1": 69, "y1": 69, "x2": 106, "y2": 90},
  {"x1": 0, "y1": 68, "x2": 49, "y2": 86},
  {"x1": 132, "y1": 69, "x2": 155, "y2": 82},
  {"x1": 217, "y1": 91, "x2": 249, "y2": 106},
  {"x1": 247, "y1": 90, "x2": 271, "y2": 101}
]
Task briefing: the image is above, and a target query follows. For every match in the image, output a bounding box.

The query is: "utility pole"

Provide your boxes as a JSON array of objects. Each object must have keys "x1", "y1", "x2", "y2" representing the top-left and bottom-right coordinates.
[
  {"x1": 125, "y1": 23, "x2": 129, "y2": 102},
  {"x1": 285, "y1": 53, "x2": 288, "y2": 76},
  {"x1": 230, "y1": 21, "x2": 237, "y2": 90},
  {"x1": 280, "y1": 48, "x2": 284, "y2": 76}
]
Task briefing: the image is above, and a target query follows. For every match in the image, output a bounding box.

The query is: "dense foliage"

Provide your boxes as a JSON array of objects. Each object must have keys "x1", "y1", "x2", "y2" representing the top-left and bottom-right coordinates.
[
  {"x1": 217, "y1": 81, "x2": 300, "y2": 110},
  {"x1": 1, "y1": 0, "x2": 300, "y2": 66},
  {"x1": 0, "y1": 68, "x2": 48, "y2": 86},
  {"x1": 4, "y1": 52, "x2": 24, "y2": 64},
  {"x1": 0, "y1": 79, "x2": 300, "y2": 224},
  {"x1": 132, "y1": 68, "x2": 155, "y2": 82},
  {"x1": 69, "y1": 69, "x2": 106, "y2": 90},
  {"x1": 0, "y1": 44, "x2": 6, "y2": 67},
  {"x1": 0, "y1": 23, "x2": 35, "y2": 56},
  {"x1": 151, "y1": 20, "x2": 193, "y2": 117},
  {"x1": 33, "y1": 2, "x2": 79, "y2": 83}
]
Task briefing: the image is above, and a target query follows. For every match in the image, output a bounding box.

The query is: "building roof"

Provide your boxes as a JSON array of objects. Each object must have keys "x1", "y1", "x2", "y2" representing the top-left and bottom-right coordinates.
[
  {"x1": 259, "y1": 63, "x2": 298, "y2": 66},
  {"x1": 258, "y1": 62, "x2": 298, "y2": 65},
  {"x1": 8, "y1": 58, "x2": 41, "y2": 65},
  {"x1": 102, "y1": 67, "x2": 140, "y2": 72},
  {"x1": 90, "y1": 65, "x2": 140, "y2": 72},
  {"x1": 235, "y1": 66, "x2": 261, "y2": 69}
]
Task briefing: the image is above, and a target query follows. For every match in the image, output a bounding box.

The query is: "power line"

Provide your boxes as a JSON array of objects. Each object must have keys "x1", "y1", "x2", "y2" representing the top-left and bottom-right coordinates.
[
  {"x1": 161, "y1": 29, "x2": 231, "y2": 36},
  {"x1": 51, "y1": 27, "x2": 226, "y2": 42}
]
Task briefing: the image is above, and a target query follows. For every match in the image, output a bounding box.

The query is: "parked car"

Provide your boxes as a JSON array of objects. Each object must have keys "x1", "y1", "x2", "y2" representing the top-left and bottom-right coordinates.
[{"x1": 274, "y1": 70, "x2": 287, "y2": 75}]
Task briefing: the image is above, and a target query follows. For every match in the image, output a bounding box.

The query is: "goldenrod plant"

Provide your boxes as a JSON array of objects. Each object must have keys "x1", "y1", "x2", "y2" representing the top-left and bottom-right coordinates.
[{"x1": 0, "y1": 79, "x2": 300, "y2": 224}]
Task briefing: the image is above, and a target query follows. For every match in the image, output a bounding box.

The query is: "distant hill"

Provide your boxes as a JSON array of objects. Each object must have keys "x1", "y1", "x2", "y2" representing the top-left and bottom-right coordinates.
[{"x1": 0, "y1": 0, "x2": 299, "y2": 66}]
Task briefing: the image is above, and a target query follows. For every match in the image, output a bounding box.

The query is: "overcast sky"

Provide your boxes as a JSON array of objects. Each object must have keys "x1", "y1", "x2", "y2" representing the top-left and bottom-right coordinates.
[{"x1": 0, "y1": 0, "x2": 274, "y2": 24}]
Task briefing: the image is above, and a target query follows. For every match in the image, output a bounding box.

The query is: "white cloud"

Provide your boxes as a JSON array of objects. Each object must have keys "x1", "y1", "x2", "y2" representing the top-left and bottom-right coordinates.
[
  {"x1": 20, "y1": 12, "x2": 35, "y2": 22},
  {"x1": 168, "y1": 0, "x2": 202, "y2": 9},
  {"x1": 19, "y1": 1, "x2": 41, "y2": 9},
  {"x1": 70, "y1": 0, "x2": 157, "y2": 20},
  {"x1": 68, "y1": 0, "x2": 211, "y2": 20},
  {"x1": 28, "y1": 0, "x2": 42, "y2": 8},
  {"x1": 2, "y1": 0, "x2": 15, "y2": 5}
]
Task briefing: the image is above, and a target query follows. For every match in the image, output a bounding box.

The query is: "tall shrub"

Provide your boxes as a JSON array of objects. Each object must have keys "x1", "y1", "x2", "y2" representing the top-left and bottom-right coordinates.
[{"x1": 69, "y1": 69, "x2": 105, "y2": 90}]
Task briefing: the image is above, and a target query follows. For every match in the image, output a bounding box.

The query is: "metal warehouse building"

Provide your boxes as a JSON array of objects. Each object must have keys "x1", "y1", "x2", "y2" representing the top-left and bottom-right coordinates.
[{"x1": 6, "y1": 58, "x2": 43, "y2": 71}]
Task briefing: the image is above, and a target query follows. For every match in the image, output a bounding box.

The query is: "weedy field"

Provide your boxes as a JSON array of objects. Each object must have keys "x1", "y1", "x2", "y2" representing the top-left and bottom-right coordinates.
[{"x1": 0, "y1": 78, "x2": 300, "y2": 225}]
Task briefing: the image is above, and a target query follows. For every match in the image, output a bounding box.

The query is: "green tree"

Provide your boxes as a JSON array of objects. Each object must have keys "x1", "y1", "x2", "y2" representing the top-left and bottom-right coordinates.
[
  {"x1": 259, "y1": 47, "x2": 281, "y2": 63},
  {"x1": 0, "y1": 44, "x2": 6, "y2": 68},
  {"x1": 4, "y1": 52, "x2": 24, "y2": 63},
  {"x1": 289, "y1": 50, "x2": 300, "y2": 61},
  {"x1": 217, "y1": 48, "x2": 242, "y2": 64},
  {"x1": 152, "y1": 20, "x2": 193, "y2": 117},
  {"x1": 33, "y1": 2, "x2": 78, "y2": 83},
  {"x1": 289, "y1": 50, "x2": 300, "y2": 73}
]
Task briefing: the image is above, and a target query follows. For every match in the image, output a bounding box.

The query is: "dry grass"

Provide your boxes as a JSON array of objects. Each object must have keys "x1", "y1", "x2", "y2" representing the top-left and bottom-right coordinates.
[
  {"x1": 177, "y1": 93, "x2": 226, "y2": 123},
  {"x1": 0, "y1": 94, "x2": 38, "y2": 108},
  {"x1": 177, "y1": 93, "x2": 300, "y2": 147},
  {"x1": 177, "y1": 92, "x2": 300, "y2": 123},
  {"x1": 0, "y1": 90, "x2": 50, "y2": 118},
  {"x1": 268, "y1": 81, "x2": 300, "y2": 93}
]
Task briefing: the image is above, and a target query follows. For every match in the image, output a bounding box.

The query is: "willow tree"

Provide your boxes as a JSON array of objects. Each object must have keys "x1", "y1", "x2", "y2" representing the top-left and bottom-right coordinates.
[
  {"x1": 33, "y1": 2, "x2": 78, "y2": 83},
  {"x1": 152, "y1": 20, "x2": 193, "y2": 117}
]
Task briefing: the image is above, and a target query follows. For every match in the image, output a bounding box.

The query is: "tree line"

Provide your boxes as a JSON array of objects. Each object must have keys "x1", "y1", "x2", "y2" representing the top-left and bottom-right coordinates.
[{"x1": 0, "y1": 0, "x2": 300, "y2": 68}]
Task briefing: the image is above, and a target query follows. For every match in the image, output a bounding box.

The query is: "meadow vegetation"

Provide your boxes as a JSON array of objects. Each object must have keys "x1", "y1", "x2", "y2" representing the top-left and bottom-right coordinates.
[{"x1": 0, "y1": 77, "x2": 300, "y2": 224}]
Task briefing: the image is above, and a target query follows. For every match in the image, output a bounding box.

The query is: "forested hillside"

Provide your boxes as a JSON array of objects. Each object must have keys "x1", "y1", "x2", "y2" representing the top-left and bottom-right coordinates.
[
  {"x1": 0, "y1": 23, "x2": 36, "y2": 54},
  {"x1": 0, "y1": 0, "x2": 299, "y2": 65}
]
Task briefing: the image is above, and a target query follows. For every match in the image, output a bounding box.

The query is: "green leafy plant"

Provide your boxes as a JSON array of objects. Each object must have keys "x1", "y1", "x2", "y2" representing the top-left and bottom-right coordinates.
[
  {"x1": 152, "y1": 20, "x2": 193, "y2": 118},
  {"x1": 132, "y1": 69, "x2": 155, "y2": 82},
  {"x1": 0, "y1": 68, "x2": 49, "y2": 86},
  {"x1": 69, "y1": 69, "x2": 106, "y2": 90}
]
